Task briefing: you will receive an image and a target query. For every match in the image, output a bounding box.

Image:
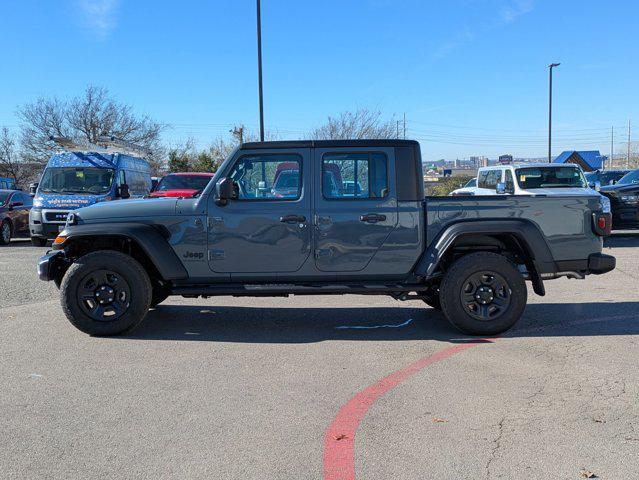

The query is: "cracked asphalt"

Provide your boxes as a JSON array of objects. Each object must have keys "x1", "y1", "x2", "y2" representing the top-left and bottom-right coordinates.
[{"x1": 0, "y1": 234, "x2": 637, "y2": 479}]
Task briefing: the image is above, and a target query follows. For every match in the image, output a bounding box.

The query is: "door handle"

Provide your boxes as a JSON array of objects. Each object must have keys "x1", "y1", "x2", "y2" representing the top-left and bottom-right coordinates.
[
  {"x1": 280, "y1": 214, "x2": 307, "y2": 224},
  {"x1": 360, "y1": 213, "x2": 386, "y2": 223}
]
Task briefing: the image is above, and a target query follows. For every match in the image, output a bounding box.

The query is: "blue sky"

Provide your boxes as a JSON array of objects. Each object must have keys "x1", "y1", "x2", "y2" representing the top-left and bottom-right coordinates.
[{"x1": 0, "y1": 0, "x2": 637, "y2": 160}]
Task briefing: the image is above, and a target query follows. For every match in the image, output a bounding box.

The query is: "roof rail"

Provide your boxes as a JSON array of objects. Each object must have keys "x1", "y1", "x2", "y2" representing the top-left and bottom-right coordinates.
[
  {"x1": 49, "y1": 135, "x2": 151, "y2": 157},
  {"x1": 97, "y1": 135, "x2": 152, "y2": 157}
]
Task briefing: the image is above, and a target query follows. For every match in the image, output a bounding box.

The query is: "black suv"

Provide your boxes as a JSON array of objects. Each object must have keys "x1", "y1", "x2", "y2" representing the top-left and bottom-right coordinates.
[
  {"x1": 600, "y1": 170, "x2": 639, "y2": 229},
  {"x1": 585, "y1": 169, "x2": 630, "y2": 189},
  {"x1": 0, "y1": 190, "x2": 32, "y2": 245}
]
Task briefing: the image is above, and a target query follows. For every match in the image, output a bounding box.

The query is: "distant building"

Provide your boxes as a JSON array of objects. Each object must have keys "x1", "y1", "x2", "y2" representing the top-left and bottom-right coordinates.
[
  {"x1": 479, "y1": 156, "x2": 489, "y2": 167},
  {"x1": 552, "y1": 150, "x2": 607, "y2": 172},
  {"x1": 499, "y1": 154, "x2": 513, "y2": 165}
]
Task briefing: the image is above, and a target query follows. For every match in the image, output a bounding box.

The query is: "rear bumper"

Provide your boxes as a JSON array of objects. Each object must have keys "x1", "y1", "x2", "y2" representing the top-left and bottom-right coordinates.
[
  {"x1": 587, "y1": 253, "x2": 616, "y2": 275},
  {"x1": 37, "y1": 250, "x2": 67, "y2": 282}
]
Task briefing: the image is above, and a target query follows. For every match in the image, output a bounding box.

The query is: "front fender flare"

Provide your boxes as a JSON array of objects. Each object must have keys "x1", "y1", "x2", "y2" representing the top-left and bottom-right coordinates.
[{"x1": 54, "y1": 222, "x2": 188, "y2": 281}]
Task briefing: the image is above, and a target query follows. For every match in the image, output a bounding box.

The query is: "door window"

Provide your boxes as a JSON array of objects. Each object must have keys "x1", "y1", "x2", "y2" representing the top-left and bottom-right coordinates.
[
  {"x1": 480, "y1": 170, "x2": 501, "y2": 190},
  {"x1": 228, "y1": 154, "x2": 302, "y2": 200},
  {"x1": 504, "y1": 170, "x2": 514, "y2": 191},
  {"x1": 322, "y1": 152, "x2": 388, "y2": 199}
]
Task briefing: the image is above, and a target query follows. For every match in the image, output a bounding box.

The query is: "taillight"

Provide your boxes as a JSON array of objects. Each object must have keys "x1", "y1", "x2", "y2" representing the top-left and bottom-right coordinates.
[{"x1": 592, "y1": 212, "x2": 612, "y2": 236}]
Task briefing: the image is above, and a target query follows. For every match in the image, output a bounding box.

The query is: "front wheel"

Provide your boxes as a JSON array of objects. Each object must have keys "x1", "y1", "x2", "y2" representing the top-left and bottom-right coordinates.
[
  {"x1": 440, "y1": 252, "x2": 527, "y2": 336},
  {"x1": 60, "y1": 250, "x2": 152, "y2": 336},
  {"x1": 0, "y1": 220, "x2": 11, "y2": 245}
]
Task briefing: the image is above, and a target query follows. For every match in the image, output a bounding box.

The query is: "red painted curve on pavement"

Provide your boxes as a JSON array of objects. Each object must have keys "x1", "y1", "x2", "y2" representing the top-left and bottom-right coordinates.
[{"x1": 323, "y1": 341, "x2": 489, "y2": 480}]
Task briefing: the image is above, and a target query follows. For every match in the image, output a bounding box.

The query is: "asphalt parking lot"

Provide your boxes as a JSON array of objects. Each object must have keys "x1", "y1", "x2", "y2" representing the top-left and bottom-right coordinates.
[{"x1": 1, "y1": 234, "x2": 638, "y2": 480}]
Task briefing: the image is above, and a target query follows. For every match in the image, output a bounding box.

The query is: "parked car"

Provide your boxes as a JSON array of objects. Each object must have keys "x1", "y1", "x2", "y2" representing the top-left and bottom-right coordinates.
[
  {"x1": 148, "y1": 172, "x2": 215, "y2": 198},
  {"x1": 585, "y1": 170, "x2": 630, "y2": 190},
  {"x1": 460, "y1": 163, "x2": 611, "y2": 213},
  {"x1": 38, "y1": 139, "x2": 614, "y2": 337},
  {"x1": 0, "y1": 177, "x2": 16, "y2": 190},
  {"x1": 600, "y1": 169, "x2": 639, "y2": 229},
  {"x1": 29, "y1": 150, "x2": 152, "y2": 246},
  {"x1": 0, "y1": 190, "x2": 32, "y2": 245},
  {"x1": 449, "y1": 177, "x2": 477, "y2": 196}
]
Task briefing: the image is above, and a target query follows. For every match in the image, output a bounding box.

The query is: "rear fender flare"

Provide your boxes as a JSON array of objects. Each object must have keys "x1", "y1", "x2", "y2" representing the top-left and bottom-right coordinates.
[{"x1": 414, "y1": 220, "x2": 554, "y2": 293}]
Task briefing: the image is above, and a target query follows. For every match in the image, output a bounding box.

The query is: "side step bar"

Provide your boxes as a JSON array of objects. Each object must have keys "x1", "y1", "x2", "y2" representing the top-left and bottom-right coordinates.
[{"x1": 170, "y1": 283, "x2": 429, "y2": 298}]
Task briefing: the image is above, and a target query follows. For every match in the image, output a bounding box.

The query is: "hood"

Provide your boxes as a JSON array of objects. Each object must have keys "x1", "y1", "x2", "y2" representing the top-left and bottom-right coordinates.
[
  {"x1": 33, "y1": 193, "x2": 108, "y2": 210},
  {"x1": 149, "y1": 189, "x2": 198, "y2": 198},
  {"x1": 75, "y1": 197, "x2": 179, "y2": 222}
]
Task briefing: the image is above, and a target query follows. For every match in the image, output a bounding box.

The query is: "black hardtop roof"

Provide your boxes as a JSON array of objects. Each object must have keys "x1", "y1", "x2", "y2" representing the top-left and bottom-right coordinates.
[{"x1": 240, "y1": 139, "x2": 419, "y2": 150}]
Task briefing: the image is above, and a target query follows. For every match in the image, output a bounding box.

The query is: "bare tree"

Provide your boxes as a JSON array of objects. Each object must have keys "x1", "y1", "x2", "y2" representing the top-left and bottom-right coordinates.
[
  {"x1": 18, "y1": 86, "x2": 165, "y2": 169},
  {"x1": 0, "y1": 127, "x2": 35, "y2": 188},
  {"x1": 310, "y1": 107, "x2": 398, "y2": 140}
]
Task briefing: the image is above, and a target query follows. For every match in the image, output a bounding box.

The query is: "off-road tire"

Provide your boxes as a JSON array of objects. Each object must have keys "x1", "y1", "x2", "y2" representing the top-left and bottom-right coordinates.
[
  {"x1": 440, "y1": 252, "x2": 527, "y2": 335},
  {"x1": 60, "y1": 250, "x2": 152, "y2": 336},
  {"x1": 31, "y1": 236, "x2": 48, "y2": 247},
  {"x1": 0, "y1": 220, "x2": 11, "y2": 245}
]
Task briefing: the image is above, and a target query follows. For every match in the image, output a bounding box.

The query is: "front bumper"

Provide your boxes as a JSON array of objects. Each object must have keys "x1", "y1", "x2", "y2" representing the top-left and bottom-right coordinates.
[
  {"x1": 611, "y1": 205, "x2": 639, "y2": 229},
  {"x1": 587, "y1": 253, "x2": 616, "y2": 275},
  {"x1": 37, "y1": 250, "x2": 67, "y2": 282}
]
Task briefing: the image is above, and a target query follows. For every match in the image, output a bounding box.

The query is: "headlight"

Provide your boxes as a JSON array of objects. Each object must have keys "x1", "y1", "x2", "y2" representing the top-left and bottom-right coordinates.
[
  {"x1": 620, "y1": 195, "x2": 639, "y2": 204},
  {"x1": 33, "y1": 197, "x2": 43, "y2": 208},
  {"x1": 599, "y1": 195, "x2": 611, "y2": 213}
]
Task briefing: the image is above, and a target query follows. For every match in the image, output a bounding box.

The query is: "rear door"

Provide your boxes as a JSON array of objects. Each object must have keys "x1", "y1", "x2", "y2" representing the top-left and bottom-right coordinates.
[
  {"x1": 207, "y1": 148, "x2": 312, "y2": 274},
  {"x1": 313, "y1": 147, "x2": 398, "y2": 272}
]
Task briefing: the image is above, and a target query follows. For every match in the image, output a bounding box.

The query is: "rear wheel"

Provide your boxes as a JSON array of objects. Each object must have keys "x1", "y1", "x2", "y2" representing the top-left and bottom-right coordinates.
[
  {"x1": 31, "y1": 236, "x2": 48, "y2": 247},
  {"x1": 440, "y1": 252, "x2": 527, "y2": 335},
  {"x1": 0, "y1": 220, "x2": 11, "y2": 245},
  {"x1": 60, "y1": 250, "x2": 152, "y2": 336}
]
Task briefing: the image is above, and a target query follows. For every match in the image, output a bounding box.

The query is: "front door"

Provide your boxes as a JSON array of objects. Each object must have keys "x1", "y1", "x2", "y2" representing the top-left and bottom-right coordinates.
[
  {"x1": 207, "y1": 148, "x2": 312, "y2": 274},
  {"x1": 313, "y1": 147, "x2": 398, "y2": 272}
]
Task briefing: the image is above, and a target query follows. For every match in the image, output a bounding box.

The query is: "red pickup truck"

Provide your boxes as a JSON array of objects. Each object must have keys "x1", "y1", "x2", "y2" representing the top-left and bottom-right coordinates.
[{"x1": 149, "y1": 172, "x2": 215, "y2": 198}]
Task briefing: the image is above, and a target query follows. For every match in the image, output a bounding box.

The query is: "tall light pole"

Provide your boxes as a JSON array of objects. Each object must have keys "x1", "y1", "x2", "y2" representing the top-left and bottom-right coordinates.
[
  {"x1": 548, "y1": 63, "x2": 560, "y2": 163},
  {"x1": 256, "y1": 0, "x2": 265, "y2": 142}
]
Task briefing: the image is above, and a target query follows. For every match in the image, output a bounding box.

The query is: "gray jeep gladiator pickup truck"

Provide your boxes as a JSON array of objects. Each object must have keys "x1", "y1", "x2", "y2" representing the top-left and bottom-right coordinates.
[{"x1": 37, "y1": 140, "x2": 615, "y2": 336}]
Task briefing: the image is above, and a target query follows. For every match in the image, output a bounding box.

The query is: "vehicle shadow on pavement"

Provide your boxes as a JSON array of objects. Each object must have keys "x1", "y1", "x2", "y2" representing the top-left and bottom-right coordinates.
[
  {"x1": 605, "y1": 232, "x2": 639, "y2": 248},
  {"x1": 121, "y1": 301, "x2": 639, "y2": 344}
]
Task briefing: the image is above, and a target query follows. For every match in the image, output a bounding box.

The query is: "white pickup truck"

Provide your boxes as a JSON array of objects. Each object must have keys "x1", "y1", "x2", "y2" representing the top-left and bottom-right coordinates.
[{"x1": 450, "y1": 163, "x2": 611, "y2": 212}]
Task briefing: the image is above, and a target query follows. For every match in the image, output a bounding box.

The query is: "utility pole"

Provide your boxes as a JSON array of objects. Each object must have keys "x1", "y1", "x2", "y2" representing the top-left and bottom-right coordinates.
[
  {"x1": 403, "y1": 113, "x2": 406, "y2": 139},
  {"x1": 231, "y1": 125, "x2": 245, "y2": 145},
  {"x1": 609, "y1": 126, "x2": 613, "y2": 171},
  {"x1": 548, "y1": 63, "x2": 560, "y2": 163},
  {"x1": 256, "y1": 0, "x2": 265, "y2": 142},
  {"x1": 628, "y1": 119, "x2": 632, "y2": 168},
  {"x1": 396, "y1": 120, "x2": 400, "y2": 139}
]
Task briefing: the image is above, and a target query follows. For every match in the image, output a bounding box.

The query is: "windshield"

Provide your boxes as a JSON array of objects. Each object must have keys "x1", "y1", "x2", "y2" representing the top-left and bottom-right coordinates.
[
  {"x1": 515, "y1": 167, "x2": 587, "y2": 189},
  {"x1": 585, "y1": 171, "x2": 628, "y2": 185},
  {"x1": 157, "y1": 175, "x2": 213, "y2": 191},
  {"x1": 39, "y1": 167, "x2": 115, "y2": 195},
  {"x1": 617, "y1": 170, "x2": 639, "y2": 185},
  {"x1": 0, "y1": 192, "x2": 10, "y2": 205},
  {"x1": 465, "y1": 178, "x2": 477, "y2": 188}
]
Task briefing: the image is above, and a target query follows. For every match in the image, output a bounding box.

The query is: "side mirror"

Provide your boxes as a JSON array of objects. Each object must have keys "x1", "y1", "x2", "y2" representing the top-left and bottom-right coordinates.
[
  {"x1": 119, "y1": 184, "x2": 131, "y2": 199},
  {"x1": 215, "y1": 177, "x2": 234, "y2": 206},
  {"x1": 496, "y1": 182, "x2": 507, "y2": 194},
  {"x1": 29, "y1": 183, "x2": 38, "y2": 197},
  {"x1": 594, "y1": 181, "x2": 602, "y2": 192}
]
